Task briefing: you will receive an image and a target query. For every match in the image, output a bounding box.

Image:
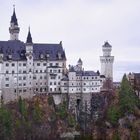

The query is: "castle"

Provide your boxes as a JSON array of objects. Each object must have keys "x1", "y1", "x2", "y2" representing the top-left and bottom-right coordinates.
[{"x1": 0, "y1": 8, "x2": 114, "y2": 106}]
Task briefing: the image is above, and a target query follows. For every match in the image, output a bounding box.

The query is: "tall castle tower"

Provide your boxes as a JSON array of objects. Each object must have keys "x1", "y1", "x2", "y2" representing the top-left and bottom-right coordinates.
[
  {"x1": 100, "y1": 41, "x2": 114, "y2": 80},
  {"x1": 9, "y1": 6, "x2": 20, "y2": 40}
]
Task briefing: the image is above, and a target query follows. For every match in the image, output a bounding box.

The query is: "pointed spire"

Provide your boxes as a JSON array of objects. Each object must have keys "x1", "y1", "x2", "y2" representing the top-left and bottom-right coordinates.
[
  {"x1": 11, "y1": 5, "x2": 18, "y2": 25},
  {"x1": 78, "y1": 58, "x2": 82, "y2": 64},
  {"x1": 26, "y1": 27, "x2": 33, "y2": 44},
  {"x1": 103, "y1": 41, "x2": 112, "y2": 48}
]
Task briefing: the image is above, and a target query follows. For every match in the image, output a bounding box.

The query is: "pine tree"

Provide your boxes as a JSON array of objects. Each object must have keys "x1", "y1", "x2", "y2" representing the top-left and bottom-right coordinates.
[{"x1": 119, "y1": 74, "x2": 139, "y2": 115}]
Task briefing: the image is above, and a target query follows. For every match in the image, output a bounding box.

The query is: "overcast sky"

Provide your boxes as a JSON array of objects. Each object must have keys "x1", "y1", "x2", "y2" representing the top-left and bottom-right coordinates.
[{"x1": 1, "y1": 0, "x2": 140, "y2": 81}]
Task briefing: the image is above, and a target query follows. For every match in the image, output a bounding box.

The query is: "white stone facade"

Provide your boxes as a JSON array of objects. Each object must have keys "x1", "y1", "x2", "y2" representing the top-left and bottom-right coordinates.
[
  {"x1": 61, "y1": 60, "x2": 105, "y2": 94},
  {"x1": 100, "y1": 42, "x2": 114, "y2": 80}
]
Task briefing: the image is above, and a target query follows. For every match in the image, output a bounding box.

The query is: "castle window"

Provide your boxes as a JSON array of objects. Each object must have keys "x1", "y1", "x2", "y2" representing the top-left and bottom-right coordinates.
[
  {"x1": 12, "y1": 63, "x2": 15, "y2": 66},
  {"x1": 54, "y1": 82, "x2": 56, "y2": 85},
  {"x1": 36, "y1": 70, "x2": 38, "y2": 73},
  {"x1": 5, "y1": 77, "x2": 9, "y2": 81},
  {"x1": 92, "y1": 77, "x2": 94, "y2": 79},
  {"x1": 50, "y1": 88, "x2": 52, "y2": 91},
  {"x1": 37, "y1": 63, "x2": 40, "y2": 66},
  {"x1": 44, "y1": 76, "x2": 47, "y2": 79},
  {"x1": 23, "y1": 76, "x2": 26, "y2": 80},
  {"x1": 12, "y1": 71, "x2": 14, "y2": 74},
  {"x1": 5, "y1": 63, "x2": 9, "y2": 67},
  {"x1": 58, "y1": 69, "x2": 61, "y2": 73},
  {"x1": 5, "y1": 84, "x2": 9, "y2": 87},
  {"x1": 95, "y1": 77, "x2": 97, "y2": 79},
  {"x1": 19, "y1": 77, "x2": 22, "y2": 80},
  {"x1": 6, "y1": 71, "x2": 9, "y2": 74},
  {"x1": 23, "y1": 70, "x2": 26, "y2": 73},
  {"x1": 33, "y1": 76, "x2": 36, "y2": 80},
  {"x1": 43, "y1": 63, "x2": 46, "y2": 66},
  {"x1": 40, "y1": 70, "x2": 42, "y2": 73},
  {"x1": 50, "y1": 82, "x2": 52, "y2": 85},
  {"x1": 19, "y1": 89, "x2": 22, "y2": 93},
  {"x1": 83, "y1": 88, "x2": 86, "y2": 91},
  {"x1": 19, "y1": 83, "x2": 22, "y2": 86},
  {"x1": 14, "y1": 89, "x2": 16, "y2": 93},
  {"x1": 23, "y1": 89, "x2": 26, "y2": 92},
  {"x1": 84, "y1": 83, "x2": 86, "y2": 85},
  {"x1": 19, "y1": 70, "x2": 22, "y2": 73},
  {"x1": 23, "y1": 83, "x2": 26, "y2": 86},
  {"x1": 23, "y1": 63, "x2": 26, "y2": 66},
  {"x1": 44, "y1": 70, "x2": 46, "y2": 73},
  {"x1": 50, "y1": 63, "x2": 52, "y2": 66},
  {"x1": 50, "y1": 69, "x2": 52, "y2": 73},
  {"x1": 40, "y1": 76, "x2": 42, "y2": 79},
  {"x1": 54, "y1": 88, "x2": 56, "y2": 91},
  {"x1": 56, "y1": 63, "x2": 58, "y2": 66}
]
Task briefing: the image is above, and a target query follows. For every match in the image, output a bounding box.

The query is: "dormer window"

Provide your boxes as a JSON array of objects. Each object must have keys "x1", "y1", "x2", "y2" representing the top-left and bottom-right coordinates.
[
  {"x1": 8, "y1": 54, "x2": 12, "y2": 59},
  {"x1": 40, "y1": 54, "x2": 43, "y2": 59},
  {"x1": 58, "y1": 52, "x2": 61, "y2": 59},
  {"x1": 46, "y1": 53, "x2": 49, "y2": 58}
]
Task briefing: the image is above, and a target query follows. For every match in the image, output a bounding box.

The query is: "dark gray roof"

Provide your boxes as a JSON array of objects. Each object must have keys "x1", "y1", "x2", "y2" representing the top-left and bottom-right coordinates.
[
  {"x1": 0, "y1": 40, "x2": 66, "y2": 61},
  {"x1": 26, "y1": 29, "x2": 32, "y2": 44},
  {"x1": 77, "y1": 58, "x2": 82, "y2": 64},
  {"x1": 69, "y1": 66, "x2": 75, "y2": 72},
  {"x1": 76, "y1": 71, "x2": 99, "y2": 76},
  {"x1": 11, "y1": 8, "x2": 18, "y2": 25},
  {"x1": 103, "y1": 41, "x2": 112, "y2": 48},
  {"x1": 100, "y1": 75, "x2": 105, "y2": 78},
  {"x1": 61, "y1": 75, "x2": 69, "y2": 81}
]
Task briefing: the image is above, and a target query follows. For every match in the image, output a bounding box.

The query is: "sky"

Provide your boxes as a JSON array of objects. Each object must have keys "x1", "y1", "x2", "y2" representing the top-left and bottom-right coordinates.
[{"x1": 0, "y1": 0, "x2": 140, "y2": 81}]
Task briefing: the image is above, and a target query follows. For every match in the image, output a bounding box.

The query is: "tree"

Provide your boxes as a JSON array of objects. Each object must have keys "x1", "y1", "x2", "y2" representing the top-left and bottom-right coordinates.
[
  {"x1": 112, "y1": 131, "x2": 120, "y2": 140},
  {"x1": 0, "y1": 107, "x2": 12, "y2": 139},
  {"x1": 33, "y1": 99, "x2": 42, "y2": 123},
  {"x1": 18, "y1": 96, "x2": 28, "y2": 120},
  {"x1": 107, "y1": 105, "x2": 120, "y2": 125},
  {"x1": 119, "y1": 74, "x2": 139, "y2": 115}
]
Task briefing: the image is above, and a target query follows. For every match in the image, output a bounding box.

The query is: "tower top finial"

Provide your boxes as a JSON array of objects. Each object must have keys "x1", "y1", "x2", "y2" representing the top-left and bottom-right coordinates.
[
  {"x1": 26, "y1": 27, "x2": 33, "y2": 44},
  {"x1": 11, "y1": 4, "x2": 18, "y2": 25},
  {"x1": 13, "y1": 4, "x2": 15, "y2": 10}
]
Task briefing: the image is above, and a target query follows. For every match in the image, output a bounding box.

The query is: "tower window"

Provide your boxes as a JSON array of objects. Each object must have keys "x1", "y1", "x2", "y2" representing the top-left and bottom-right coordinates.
[
  {"x1": 5, "y1": 77, "x2": 9, "y2": 81},
  {"x1": 12, "y1": 63, "x2": 15, "y2": 66},
  {"x1": 6, "y1": 63, "x2": 9, "y2": 67},
  {"x1": 23, "y1": 63, "x2": 26, "y2": 66},
  {"x1": 6, "y1": 71, "x2": 9, "y2": 74}
]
